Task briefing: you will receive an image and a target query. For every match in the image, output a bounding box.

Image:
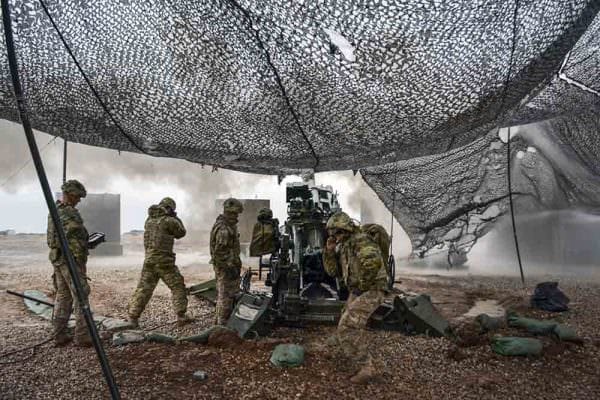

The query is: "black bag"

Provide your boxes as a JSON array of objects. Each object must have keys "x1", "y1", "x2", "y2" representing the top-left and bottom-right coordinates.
[{"x1": 530, "y1": 282, "x2": 570, "y2": 312}]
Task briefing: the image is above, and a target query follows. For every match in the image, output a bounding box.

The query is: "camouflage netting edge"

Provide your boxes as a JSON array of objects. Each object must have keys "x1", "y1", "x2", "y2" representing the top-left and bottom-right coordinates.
[{"x1": 360, "y1": 12, "x2": 600, "y2": 255}]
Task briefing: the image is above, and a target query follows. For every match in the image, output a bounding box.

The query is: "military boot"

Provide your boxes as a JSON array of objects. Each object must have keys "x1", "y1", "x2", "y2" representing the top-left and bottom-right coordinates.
[
  {"x1": 73, "y1": 322, "x2": 93, "y2": 348},
  {"x1": 177, "y1": 313, "x2": 195, "y2": 327},
  {"x1": 52, "y1": 319, "x2": 71, "y2": 347},
  {"x1": 350, "y1": 360, "x2": 378, "y2": 385}
]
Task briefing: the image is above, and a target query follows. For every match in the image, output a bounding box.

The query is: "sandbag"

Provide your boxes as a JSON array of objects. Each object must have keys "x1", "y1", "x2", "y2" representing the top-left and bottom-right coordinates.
[
  {"x1": 179, "y1": 325, "x2": 232, "y2": 344},
  {"x1": 552, "y1": 324, "x2": 579, "y2": 342},
  {"x1": 507, "y1": 313, "x2": 557, "y2": 335},
  {"x1": 475, "y1": 313, "x2": 505, "y2": 332},
  {"x1": 491, "y1": 336, "x2": 543, "y2": 356},
  {"x1": 112, "y1": 330, "x2": 145, "y2": 346},
  {"x1": 270, "y1": 344, "x2": 305, "y2": 368},
  {"x1": 530, "y1": 282, "x2": 570, "y2": 312},
  {"x1": 145, "y1": 332, "x2": 177, "y2": 344},
  {"x1": 507, "y1": 313, "x2": 579, "y2": 342}
]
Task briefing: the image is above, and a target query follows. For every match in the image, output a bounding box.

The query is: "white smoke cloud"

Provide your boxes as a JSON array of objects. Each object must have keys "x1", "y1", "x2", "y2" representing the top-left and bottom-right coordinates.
[{"x1": 0, "y1": 120, "x2": 402, "y2": 245}]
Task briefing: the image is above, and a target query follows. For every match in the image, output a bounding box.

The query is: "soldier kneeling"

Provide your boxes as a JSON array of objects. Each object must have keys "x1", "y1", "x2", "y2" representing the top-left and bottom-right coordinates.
[{"x1": 323, "y1": 211, "x2": 388, "y2": 384}]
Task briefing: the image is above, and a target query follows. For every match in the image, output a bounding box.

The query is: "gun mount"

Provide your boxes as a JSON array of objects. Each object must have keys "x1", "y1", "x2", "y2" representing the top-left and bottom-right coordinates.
[
  {"x1": 226, "y1": 182, "x2": 451, "y2": 339},
  {"x1": 228, "y1": 183, "x2": 346, "y2": 337},
  {"x1": 278, "y1": 183, "x2": 346, "y2": 300}
]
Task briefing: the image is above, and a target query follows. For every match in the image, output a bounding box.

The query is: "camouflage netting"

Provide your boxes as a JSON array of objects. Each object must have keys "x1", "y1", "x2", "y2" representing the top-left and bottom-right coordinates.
[
  {"x1": 0, "y1": 1, "x2": 599, "y2": 254},
  {"x1": 362, "y1": 12, "x2": 600, "y2": 255}
]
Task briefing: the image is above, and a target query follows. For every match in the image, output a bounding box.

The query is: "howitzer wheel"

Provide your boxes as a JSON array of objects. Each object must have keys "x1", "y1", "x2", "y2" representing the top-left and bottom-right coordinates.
[{"x1": 387, "y1": 255, "x2": 396, "y2": 290}]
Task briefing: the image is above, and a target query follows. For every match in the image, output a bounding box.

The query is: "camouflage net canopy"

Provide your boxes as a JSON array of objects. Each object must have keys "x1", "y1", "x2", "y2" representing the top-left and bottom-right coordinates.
[
  {"x1": 0, "y1": 1, "x2": 599, "y2": 254},
  {"x1": 362, "y1": 11, "x2": 600, "y2": 255}
]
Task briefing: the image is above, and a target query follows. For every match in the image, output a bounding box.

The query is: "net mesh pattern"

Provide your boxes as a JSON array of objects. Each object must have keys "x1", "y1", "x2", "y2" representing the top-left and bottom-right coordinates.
[
  {"x1": 0, "y1": 1, "x2": 599, "y2": 253},
  {"x1": 362, "y1": 13, "x2": 600, "y2": 254}
]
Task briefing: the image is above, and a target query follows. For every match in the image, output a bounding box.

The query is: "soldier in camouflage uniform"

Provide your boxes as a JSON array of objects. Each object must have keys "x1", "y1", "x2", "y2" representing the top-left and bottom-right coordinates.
[
  {"x1": 47, "y1": 179, "x2": 92, "y2": 347},
  {"x1": 323, "y1": 211, "x2": 388, "y2": 384},
  {"x1": 210, "y1": 198, "x2": 244, "y2": 325},
  {"x1": 128, "y1": 197, "x2": 191, "y2": 327}
]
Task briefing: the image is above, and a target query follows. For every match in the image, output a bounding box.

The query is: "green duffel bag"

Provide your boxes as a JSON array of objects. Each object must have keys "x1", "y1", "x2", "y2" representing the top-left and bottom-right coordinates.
[{"x1": 491, "y1": 336, "x2": 543, "y2": 356}]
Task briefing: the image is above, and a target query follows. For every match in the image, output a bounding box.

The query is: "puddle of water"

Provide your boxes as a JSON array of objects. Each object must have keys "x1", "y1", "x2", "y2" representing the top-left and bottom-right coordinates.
[{"x1": 462, "y1": 299, "x2": 505, "y2": 318}]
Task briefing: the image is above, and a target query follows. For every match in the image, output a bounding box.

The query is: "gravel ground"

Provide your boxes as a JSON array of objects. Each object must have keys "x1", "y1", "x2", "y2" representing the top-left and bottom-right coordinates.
[{"x1": 1, "y1": 235, "x2": 599, "y2": 399}]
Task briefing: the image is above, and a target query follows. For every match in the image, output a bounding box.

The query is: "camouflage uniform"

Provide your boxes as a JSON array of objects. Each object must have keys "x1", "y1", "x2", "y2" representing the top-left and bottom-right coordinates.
[
  {"x1": 361, "y1": 223, "x2": 390, "y2": 268},
  {"x1": 323, "y1": 212, "x2": 387, "y2": 376},
  {"x1": 210, "y1": 198, "x2": 243, "y2": 325},
  {"x1": 128, "y1": 198, "x2": 188, "y2": 321},
  {"x1": 47, "y1": 180, "x2": 91, "y2": 345}
]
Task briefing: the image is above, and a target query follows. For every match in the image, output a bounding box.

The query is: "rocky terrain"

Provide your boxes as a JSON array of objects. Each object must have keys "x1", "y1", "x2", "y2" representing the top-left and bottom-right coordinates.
[{"x1": 1, "y1": 234, "x2": 599, "y2": 399}]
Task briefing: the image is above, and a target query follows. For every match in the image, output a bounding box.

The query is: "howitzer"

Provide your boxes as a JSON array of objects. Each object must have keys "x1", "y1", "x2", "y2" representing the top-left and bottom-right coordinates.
[
  {"x1": 228, "y1": 183, "x2": 346, "y2": 337},
  {"x1": 227, "y1": 183, "x2": 451, "y2": 338}
]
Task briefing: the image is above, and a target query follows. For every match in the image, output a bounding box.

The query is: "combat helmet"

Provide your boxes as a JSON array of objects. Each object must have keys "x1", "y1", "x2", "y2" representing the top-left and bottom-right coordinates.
[
  {"x1": 159, "y1": 197, "x2": 176, "y2": 210},
  {"x1": 257, "y1": 207, "x2": 273, "y2": 221},
  {"x1": 326, "y1": 211, "x2": 355, "y2": 233},
  {"x1": 223, "y1": 198, "x2": 244, "y2": 214},
  {"x1": 61, "y1": 179, "x2": 87, "y2": 198}
]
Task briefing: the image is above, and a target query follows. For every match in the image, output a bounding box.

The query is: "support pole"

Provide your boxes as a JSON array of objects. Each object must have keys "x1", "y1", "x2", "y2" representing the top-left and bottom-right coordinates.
[
  {"x1": 388, "y1": 174, "x2": 398, "y2": 258},
  {"x1": 1, "y1": 2, "x2": 120, "y2": 398},
  {"x1": 62, "y1": 138, "x2": 67, "y2": 183},
  {"x1": 387, "y1": 174, "x2": 398, "y2": 288},
  {"x1": 506, "y1": 127, "x2": 526, "y2": 286}
]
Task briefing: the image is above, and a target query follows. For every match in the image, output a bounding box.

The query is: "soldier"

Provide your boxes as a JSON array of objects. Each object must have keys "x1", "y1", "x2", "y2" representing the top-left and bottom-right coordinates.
[
  {"x1": 210, "y1": 198, "x2": 244, "y2": 325},
  {"x1": 47, "y1": 179, "x2": 92, "y2": 347},
  {"x1": 127, "y1": 197, "x2": 191, "y2": 327},
  {"x1": 323, "y1": 211, "x2": 388, "y2": 384}
]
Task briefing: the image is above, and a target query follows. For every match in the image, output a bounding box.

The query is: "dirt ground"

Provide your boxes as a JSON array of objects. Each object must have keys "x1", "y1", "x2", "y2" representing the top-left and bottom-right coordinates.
[{"x1": 1, "y1": 234, "x2": 599, "y2": 399}]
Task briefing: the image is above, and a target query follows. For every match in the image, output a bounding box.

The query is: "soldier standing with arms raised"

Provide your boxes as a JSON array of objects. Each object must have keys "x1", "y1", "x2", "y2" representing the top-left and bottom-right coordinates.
[
  {"x1": 47, "y1": 180, "x2": 92, "y2": 347},
  {"x1": 127, "y1": 197, "x2": 192, "y2": 327},
  {"x1": 210, "y1": 198, "x2": 244, "y2": 325},
  {"x1": 323, "y1": 211, "x2": 388, "y2": 384}
]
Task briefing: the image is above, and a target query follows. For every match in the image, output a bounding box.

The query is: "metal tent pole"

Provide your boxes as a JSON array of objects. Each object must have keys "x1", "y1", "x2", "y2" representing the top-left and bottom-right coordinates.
[
  {"x1": 62, "y1": 139, "x2": 67, "y2": 183},
  {"x1": 1, "y1": 1, "x2": 120, "y2": 398},
  {"x1": 506, "y1": 127, "x2": 526, "y2": 286}
]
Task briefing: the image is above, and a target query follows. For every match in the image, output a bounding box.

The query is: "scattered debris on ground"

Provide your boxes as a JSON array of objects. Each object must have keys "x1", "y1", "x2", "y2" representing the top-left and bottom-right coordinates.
[{"x1": 1, "y1": 237, "x2": 599, "y2": 399}]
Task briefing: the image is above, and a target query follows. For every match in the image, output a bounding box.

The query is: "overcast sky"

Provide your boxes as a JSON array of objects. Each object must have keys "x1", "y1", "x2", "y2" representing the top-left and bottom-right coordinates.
[{"x1": 0, "y1": 119, "x2": 411, "y2": 255}]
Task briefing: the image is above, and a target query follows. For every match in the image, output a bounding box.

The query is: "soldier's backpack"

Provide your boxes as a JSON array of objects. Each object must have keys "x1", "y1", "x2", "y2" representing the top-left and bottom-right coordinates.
[
  {"x1": 250, "y1": 208, "x2": 279, "y2": 256},
  {"x1": 361, "y1": 223, "x2": 391, "y2": 264},
  {"x1": 361, "y1": 223, "x2": 395, "y2": 288}
]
